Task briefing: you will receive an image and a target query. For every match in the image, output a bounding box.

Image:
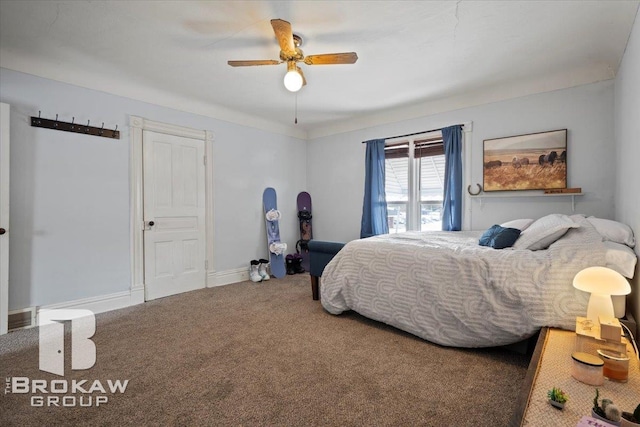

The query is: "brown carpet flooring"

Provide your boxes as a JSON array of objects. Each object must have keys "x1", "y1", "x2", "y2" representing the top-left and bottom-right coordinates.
[{"x1": 0, "y1": 274, "x2": 530, "y2": 426}]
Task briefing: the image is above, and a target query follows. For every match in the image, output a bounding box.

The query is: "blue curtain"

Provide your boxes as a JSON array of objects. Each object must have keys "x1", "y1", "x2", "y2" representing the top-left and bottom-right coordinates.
[
  {"x1": 360, "y1": 139, "x2": 389, "y2": 238},
  {"x1": 442, "y1": 125, "x2": 463, "y2": 231}
]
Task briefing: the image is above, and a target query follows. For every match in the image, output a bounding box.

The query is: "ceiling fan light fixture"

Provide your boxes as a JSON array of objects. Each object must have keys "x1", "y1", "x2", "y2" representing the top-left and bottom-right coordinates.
[
  {"x1": 284, "y1": 62, "x2": 303, "y2": 92},
  {"x1": 228, "y1": 19, "x2": 357, "y2": 92}
]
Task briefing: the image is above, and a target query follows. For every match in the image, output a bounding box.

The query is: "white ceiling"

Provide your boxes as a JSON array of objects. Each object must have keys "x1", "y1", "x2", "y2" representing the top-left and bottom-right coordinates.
[{"x1": 0, "y1": 1, "x2": 638, "y2": 139}]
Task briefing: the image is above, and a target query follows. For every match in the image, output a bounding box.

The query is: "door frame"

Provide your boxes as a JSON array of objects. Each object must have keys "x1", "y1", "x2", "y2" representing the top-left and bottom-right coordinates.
[
  {"x1": 0, "y1": 103, "x2": 10, "y2": 334},
  {"x1": 129, "y1": 116, "x2": 214, "y2": 301}
]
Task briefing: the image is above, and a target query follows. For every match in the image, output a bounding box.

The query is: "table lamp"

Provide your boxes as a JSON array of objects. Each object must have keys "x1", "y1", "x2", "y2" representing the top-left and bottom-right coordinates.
[{"x1": 573, "y1": 266, "x2": 631, "y2": 322}]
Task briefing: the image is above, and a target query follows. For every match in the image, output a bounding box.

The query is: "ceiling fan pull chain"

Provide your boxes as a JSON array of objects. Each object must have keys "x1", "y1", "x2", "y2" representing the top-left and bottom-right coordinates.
[{"x1": 295, "y1": 93, "x2": 298, "y2": 125}]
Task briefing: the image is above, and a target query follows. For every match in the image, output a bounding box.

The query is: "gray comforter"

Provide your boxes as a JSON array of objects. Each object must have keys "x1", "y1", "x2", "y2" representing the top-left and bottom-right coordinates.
[{"x1": 321, "y1": 216, "x2": 607, "y2": 347}]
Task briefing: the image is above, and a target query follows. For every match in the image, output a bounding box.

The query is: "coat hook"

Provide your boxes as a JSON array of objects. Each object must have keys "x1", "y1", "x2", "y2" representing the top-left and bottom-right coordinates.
[
  {"x1": 54, "y1": 114, "x2": 59, "y2": 127},
  {"x1": 467, "y1": 183, "x2": 482, "y2": 196},
  {"x1": 38, "y1": 111, "x2": 41, "y2": 118},
  {"x1": 99, "y1": 122, "x2": 104, "y2": 134},
  {"x1": 72, "y1": 117, "x2": 75, "y2": 124}
]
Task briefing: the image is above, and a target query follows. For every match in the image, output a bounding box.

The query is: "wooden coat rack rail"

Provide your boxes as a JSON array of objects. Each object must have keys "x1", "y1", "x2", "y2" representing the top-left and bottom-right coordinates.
[{"x1": 30, "y1": 112, "x2": 120, "y2": 139}]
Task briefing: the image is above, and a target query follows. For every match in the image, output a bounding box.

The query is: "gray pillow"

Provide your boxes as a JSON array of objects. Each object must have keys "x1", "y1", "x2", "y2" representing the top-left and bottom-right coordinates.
[
  {"x1": 513, "y1": 214, "x2": 580, "y2": 251},
  {"x1": 587, "y1": 217, "x2": 636, "y2": 248},
  {"x1": 500, "y1": 218, "x2": 534, "y2": 231}
]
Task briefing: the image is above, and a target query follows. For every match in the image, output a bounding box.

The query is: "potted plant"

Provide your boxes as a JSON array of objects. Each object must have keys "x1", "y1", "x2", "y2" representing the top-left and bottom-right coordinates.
[
  {"x1": 547, "y1": 387, "x2": 568, "y2": 409},
  {"x1": 593, "y1": 389, "x2": 622, "y2": 426},
  {"x1": 621, "y1": 404, "x2": 640, "y2": 427}
]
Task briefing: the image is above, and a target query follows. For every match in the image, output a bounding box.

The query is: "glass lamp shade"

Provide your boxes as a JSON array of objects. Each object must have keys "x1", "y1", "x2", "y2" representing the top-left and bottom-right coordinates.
[
  {"x1": 283, "y1": 69, "x2": 303, "y2": 92},
  {"x1": 573, "y1": 266, "x2": 631, "y2": 322}
]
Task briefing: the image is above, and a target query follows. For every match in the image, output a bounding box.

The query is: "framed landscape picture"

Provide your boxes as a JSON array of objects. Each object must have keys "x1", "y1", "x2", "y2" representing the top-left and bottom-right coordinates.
[{"x1": 483, "y1": 129, "x2": 567, "y2": 192}]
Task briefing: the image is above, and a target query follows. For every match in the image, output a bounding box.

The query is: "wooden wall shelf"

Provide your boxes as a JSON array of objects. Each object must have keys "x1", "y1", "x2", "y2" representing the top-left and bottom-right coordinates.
[{"x1": 470, "y1": 192, "x2": 583, "y2": 211}]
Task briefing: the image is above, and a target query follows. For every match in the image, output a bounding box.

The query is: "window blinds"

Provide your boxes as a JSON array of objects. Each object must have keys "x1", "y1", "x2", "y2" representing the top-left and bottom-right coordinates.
[{"x1": 384, "y1": 136, "x2": 444, "y2": 159}]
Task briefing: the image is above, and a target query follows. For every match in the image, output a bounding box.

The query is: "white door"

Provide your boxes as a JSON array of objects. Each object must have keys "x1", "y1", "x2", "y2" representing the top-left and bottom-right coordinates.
[
  {"x1": 143, "y1": 130, "x2": 206, "y2": 300},
  {"x1": 0, "y1": 103, "x2": 10, "y2": 334}
]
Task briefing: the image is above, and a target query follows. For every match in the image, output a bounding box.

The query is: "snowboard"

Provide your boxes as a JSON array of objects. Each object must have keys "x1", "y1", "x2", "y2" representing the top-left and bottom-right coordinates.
[
  {"x1": 263, "y1": 187, "x2": 287, "y2": 279},
  {"x1": 296, "y1": 191, "x2": 313, "y2": 272}
]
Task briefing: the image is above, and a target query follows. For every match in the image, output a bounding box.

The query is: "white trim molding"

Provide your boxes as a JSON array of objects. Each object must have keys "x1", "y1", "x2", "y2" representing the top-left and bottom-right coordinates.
[
  {"x1": 462, "y1": 121, "x2": 474, "y2": 231},
  {"x1": 130, "y1": 284, "x2": 145, "y2": 306},
  {"x1": 0, "y1": 103, "x2": 10, "y2": 335},
  {"x1": 208, "y1": 268, "x2": 249, "y2": 288},
  {"x1": 129, "y1": 116, "x2": 215, "y2": 302},
  {"x1": 37, "y1": 288, "x2": 144, "y2": 321},
  {"x1": 129, "y1": 118, "x2": 144, "y2": 298},
  {"x1": 205, "y1": 130, "x2": 215, "y2": 283},
  {"x1": 32, "y1": 266, "x2": 248, "y2": 322}
]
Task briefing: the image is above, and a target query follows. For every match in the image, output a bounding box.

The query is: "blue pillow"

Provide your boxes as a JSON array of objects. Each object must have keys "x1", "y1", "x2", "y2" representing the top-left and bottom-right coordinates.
[
  {"x1": 479, "y1": 225, "x2": 521, "y2": 249},
  {"x1": 491, "y1": 227, "x2": 521, "y2": 249},
  {"x1": 479, "y1": 224, "x2": 502, "y2": 246}
]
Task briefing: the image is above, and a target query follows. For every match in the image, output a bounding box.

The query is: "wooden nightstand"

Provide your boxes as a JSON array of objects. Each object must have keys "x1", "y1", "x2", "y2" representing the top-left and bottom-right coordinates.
[{"x1": 511, "y1": 328, "x2": 639, "y2": 426}]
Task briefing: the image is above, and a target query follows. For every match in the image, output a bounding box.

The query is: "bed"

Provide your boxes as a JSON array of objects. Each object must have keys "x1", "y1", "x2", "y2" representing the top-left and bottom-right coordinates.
[{"x1": 320, "y1": 214, "x2": 637, "y2": 347}]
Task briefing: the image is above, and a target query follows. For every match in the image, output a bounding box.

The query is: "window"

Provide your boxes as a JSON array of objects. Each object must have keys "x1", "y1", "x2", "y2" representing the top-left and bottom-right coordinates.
[{"x1": 385, "y1": 132, "x2": 444, "y2": 233}]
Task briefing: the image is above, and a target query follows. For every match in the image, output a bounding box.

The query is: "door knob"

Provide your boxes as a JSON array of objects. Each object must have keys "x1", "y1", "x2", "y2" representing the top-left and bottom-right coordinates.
[
  {"x1": 0, "y1": 228, "x2": 5, "y2": 235},
  {"x1": 148, "y1": 221, "x2": 155, "y2": 227}
]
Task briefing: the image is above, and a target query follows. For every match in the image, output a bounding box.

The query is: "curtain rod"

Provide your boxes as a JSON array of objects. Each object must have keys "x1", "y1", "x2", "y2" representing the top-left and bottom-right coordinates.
[{"x1": 361, "y1": 124, "x2": 464, "y2": 144}]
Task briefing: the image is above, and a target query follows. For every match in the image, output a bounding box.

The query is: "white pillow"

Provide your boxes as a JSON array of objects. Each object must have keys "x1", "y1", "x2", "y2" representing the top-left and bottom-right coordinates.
[
  {"x1": 501, "y1": 219, "x2": 535, "y2": 231},
  {"x1": 513, "y1": 214, "x2": 580, "y2": 251},
  {"x1": 587, "y1": 217, "x2": 635, "y2": 248},
  {"x1": 603, "y1": 241, "x2": 638, "y2": 278}
]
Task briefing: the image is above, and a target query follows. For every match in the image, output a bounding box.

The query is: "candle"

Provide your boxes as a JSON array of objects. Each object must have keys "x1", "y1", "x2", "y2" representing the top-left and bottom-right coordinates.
[{"x1": 597, "y1": 349, "x2": 630, "y2": 383}]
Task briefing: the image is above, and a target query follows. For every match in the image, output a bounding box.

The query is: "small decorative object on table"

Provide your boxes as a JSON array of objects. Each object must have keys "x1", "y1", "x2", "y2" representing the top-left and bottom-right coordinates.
[
  {"x1": 572, "y1": 351, "x2": 605, "y2": 385},
  {"x1": 597, "y1": 348, "x2": 630, "y2": 382},
  {"x1": 592, "y1": 388, "x2": 623, "y2": 426},
  {"x1": 547, "y1": 386, "x2": 568, "y2": 409},
  {"x1": 621, "y1": 403, "x2": 640, "y2": 427}
]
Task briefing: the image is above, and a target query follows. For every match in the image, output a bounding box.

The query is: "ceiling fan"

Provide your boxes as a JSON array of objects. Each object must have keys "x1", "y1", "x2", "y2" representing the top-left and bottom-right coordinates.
[{"x1": 228, "y1": 19, "x2": 358, "y2": 92}]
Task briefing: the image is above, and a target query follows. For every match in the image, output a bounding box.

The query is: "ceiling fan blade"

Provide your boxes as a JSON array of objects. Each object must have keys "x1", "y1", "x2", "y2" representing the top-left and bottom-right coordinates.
[
  {"x1": 304, "y1": 52, "x2": 358, "y2": 65},
  {"x1": 228, "y1": 60, "x2": 281, "y2": 67},
  {"x1": 271, "y1": 19, "x2": 296, "y2": 57},
  {"x1": 298, "y1": 67, "x2": 307, "y2": 86}
]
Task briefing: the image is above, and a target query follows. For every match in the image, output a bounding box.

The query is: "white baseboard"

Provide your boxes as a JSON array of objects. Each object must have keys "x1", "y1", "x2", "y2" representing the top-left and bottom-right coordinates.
[
  {"x1": 38, "y1": 287, "x2": 144, "y2": 320},
  {"x1": 130, "y1": 284, "x2": 145, "y2": 305},
  {"x1": 208, "y1": 267, "x2": 249, "y2": 287},
  {"x1": 35, "y1": 268, "x2": 247, "y2": 321}
]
